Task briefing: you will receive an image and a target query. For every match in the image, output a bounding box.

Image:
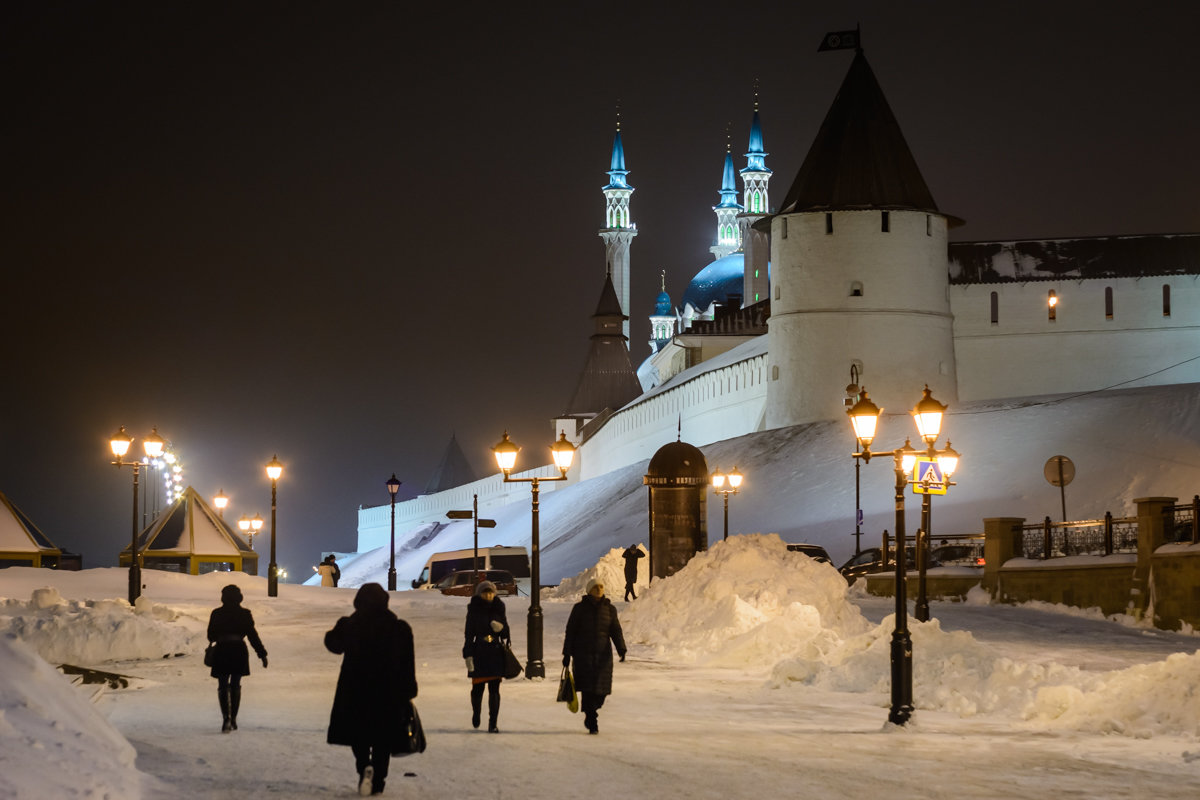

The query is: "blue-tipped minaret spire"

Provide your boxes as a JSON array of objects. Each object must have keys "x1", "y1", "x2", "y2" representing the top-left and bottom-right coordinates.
[
  {"x1": 600, "y1": 104, "x2": 637, "y2": 340},
  {"x1": 739, "y1": 82, "x2": 773, "y2": 306},
  {"x1": 711, "y1": 127, "x2": 744, "y2": 259}
]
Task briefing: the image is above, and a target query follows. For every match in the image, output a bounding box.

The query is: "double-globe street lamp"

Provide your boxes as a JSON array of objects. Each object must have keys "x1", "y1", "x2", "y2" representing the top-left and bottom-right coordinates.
[
  {"x1": 110, "y1": 426, "x2": 165, "y2": 606},
  {"x1": 846, "y1": 384, "x2": 960, "y2": 726},
  {"x1": 710, "y1": 467, "x2": 744, "y2": 541},
  {"x1": 266, "y1": 456, "x2": 284, "y2": 597},
  {"x1": 237, "y1": 513, "x2": 264, "y2": 551},
  {"x1": 386, "y1": 474, "x2": 402, "y2": 591},
  {"x1": 493, "y1": 430, "x2": 576, "y2": 679}
]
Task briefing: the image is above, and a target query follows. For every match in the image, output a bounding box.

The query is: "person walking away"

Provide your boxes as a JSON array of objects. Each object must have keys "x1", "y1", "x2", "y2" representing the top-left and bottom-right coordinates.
[
  {"x1": 462, "y1": 579, "x2": 510, "y2": 732},
  {"x1": 621, "y1": 544, "x2": 645, "y2": 601},
  {"x1": 317, "y1": 556, "x2": 337, "y2": 587},
  {"x1": 563, "y1": 578, "x2": 626, "y2": 734},
  {"x1": 206, "y1": 584, "x2": 268, "y2": 733},
  {"x1": 325, "y1": 583, "x2": 418, "y2": 796}
]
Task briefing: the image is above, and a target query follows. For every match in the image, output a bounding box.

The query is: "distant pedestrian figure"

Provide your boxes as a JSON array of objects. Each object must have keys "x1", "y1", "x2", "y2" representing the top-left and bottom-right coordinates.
[
  {"x1": 621, "y1": 544, "x2": 645, "y2": 601},
  {"x1": 329, "y1": 554, "x2": 342, "y2": 586},
  {"x1": 462, "y1": 580, "x2": 510, "y2": 732},
  {"x1": 325, "y1": 583, "x2": 418, "y2": 797},
  {"x1": 563, "y1": 579, "x2": 627, "y2": 734},
  {"x1": 317, "y1": 555, "x2": 337, "y2": 587},
  {"x1": 206, "y1": 584, "x2": 268, "y2": 734}
]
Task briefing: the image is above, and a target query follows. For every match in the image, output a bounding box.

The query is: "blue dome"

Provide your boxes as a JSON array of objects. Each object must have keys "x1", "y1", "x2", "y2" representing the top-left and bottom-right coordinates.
[
  {"x1": 682, "y1": 254, "x2": 745, "y2": 312},
  {"x1": 654, "y1": 290, "x2": 672, "y2": 316}
]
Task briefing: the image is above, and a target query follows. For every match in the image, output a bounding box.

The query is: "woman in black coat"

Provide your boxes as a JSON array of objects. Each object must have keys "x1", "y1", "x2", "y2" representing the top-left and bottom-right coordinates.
[
  {"x1": 325, "y1": 583, "x2": 418, "y2": 797},
  {"x1": 462, "y1": 580, "x2": 510, "y2": 732},
  {"x1": 562, "y1": 578, "x2": 627, "y2": 734},
  {"x1": 206, "y1": 584, "x2": 268, "y2": 733}
]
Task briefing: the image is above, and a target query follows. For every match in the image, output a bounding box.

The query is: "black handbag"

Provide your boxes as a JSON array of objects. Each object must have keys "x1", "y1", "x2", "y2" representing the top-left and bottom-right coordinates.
[
  {"x1": 556, "y1": 667, "x2": 578, "y2": 712},
  {"x1": 396, "y1": 701, "x2": 426, "y2": 755},
  {"x1": 502, "y1": 643, "x2": 523, "y2": 680},
  {"x1": 203, "y1": 643, "x2": 215, "y2": 667}
]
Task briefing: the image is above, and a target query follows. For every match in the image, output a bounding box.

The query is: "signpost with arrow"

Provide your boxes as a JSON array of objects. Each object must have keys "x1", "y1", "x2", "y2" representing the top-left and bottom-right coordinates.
[{"x1": 447, "y1": 494, "x2": 496, "y2": 583}]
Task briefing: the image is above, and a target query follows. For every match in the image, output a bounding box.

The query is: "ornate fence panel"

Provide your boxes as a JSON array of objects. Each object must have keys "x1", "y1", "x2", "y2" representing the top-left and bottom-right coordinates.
[{"x1": 1020, "y1": 515, "x2": 1138, "y2": 559}]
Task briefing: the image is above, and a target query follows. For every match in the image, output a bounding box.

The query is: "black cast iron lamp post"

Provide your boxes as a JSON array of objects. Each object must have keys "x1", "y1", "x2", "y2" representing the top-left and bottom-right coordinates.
[
  {"x1": 493, "y1": 430, "x2": 575, "y2": 679},
  {"x1": 265, "y1": 455, "x2": 283, "y2": 597},
  {"x1": 237, "y1": 513, "x2": 264, "y2": 551},
  {"x1": 110, "y1": 425, "x2": 165, "y2": 606},
  {"x1": 711, "y1": 466, "x2": 744, "y2": 541},
  {"x1": 213, "y1": 489, "x2": 229, "y2": 518},
  {"x1": 386, "y1": 473, "x2": 402, "y2": 591}
]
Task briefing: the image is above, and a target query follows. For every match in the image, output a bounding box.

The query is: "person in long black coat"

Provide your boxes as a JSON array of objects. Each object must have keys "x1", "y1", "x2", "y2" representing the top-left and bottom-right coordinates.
[
  {"x1": 562, "y1": 578, "x2": 627, "y2": 734},
  {"x1": 206, "y1": 584, "x2": 268, "y2": 733},
  {"x1": 325, "y1": 583, "x2": 418, "y2": 797},
  {"x1": 621, "y1": 544, "x2": 645, "y2": 601},
  {"x1": 462, "y1": 580, "x2": 510, "y2": 732}
]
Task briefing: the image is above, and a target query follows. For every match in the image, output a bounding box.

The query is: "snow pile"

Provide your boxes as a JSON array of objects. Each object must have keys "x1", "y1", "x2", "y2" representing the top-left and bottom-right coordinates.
[
  {"x1": 0, "y1": 587, "x2": 199, "y2": 665},
  {"x1": 544, "y1": 544, "x2": 649, "y2": 601},
  {"x1": 621, "y1": 534, "x2": 872, "y2": 666},
  {"x1": 0, "y1": 633, "x2": 144, "y2": 799}
]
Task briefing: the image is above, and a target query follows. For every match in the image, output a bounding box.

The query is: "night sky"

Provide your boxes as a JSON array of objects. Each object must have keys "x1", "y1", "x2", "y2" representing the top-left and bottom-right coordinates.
[{"x1": 4, "y1": 2, "x2": 1199, "y2": 574}]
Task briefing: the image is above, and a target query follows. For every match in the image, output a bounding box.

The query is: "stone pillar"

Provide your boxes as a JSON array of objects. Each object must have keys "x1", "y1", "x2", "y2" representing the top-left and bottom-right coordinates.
[
  {"x1": 1130, "y1": 496, "x2": 1177, "y2": 617},
  {"x1": 982, "y1": 517, "x2": 1025, "y2": 597}
]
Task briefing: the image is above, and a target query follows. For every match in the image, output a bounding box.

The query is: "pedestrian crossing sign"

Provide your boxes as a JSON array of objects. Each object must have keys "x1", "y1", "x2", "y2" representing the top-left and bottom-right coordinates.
[{"x1": 913, "y1": 459, "x2": 947, "y2": 495}]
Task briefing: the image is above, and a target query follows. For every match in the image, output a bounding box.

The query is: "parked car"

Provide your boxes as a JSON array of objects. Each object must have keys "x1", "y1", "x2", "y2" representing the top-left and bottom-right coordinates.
[
  {"x1": 434, "y1": 569, "x2": 518, "y2": 597},
  {"x1": 838, "y1": 547, "x2": 916, "y2": 583},
  {"x1": 786, "y1": 543, "x2": 833, "y2": 564},
  {"x1": 929, "y1": 543, "x2": 985, "y2": 567}
]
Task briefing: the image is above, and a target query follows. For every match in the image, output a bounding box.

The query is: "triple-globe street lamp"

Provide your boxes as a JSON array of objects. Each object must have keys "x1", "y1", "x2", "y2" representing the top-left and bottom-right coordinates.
[
  {"x1": 110, "y1": 426, "x2": 165, "y2": 606},
  {"x1": 846, "y1": 384, "x2": 961, "y2": 726},
  {"x1": 493, "y1": 430, "x2": 576, "y2": 679},
  {"x1": 266, "y1": 456, "x2": 284, "y2": 597},
  {"x1": 710, "y1": 467, "x2": 744, "y2": 541}
]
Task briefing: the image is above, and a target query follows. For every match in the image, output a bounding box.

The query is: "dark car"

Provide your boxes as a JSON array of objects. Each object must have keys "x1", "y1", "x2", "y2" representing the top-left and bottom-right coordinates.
[
  {"x1": 435, "y1": 569, "x2": 518, "y2": 597},
  {"x1": 838, "y1": 547, "x2": 916, "y2": 583},
  {"x1": 786, "y1": 543, "x2": 833, "y2": 564},
  {"x1": 929, "y1": 543, "x2": 985, "y2": 567}
]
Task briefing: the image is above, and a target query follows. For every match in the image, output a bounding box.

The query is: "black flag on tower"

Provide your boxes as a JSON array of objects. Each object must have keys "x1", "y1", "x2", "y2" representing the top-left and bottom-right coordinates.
[{"x1": 818, "y1": 29, "x2": 860, "y2": 52}]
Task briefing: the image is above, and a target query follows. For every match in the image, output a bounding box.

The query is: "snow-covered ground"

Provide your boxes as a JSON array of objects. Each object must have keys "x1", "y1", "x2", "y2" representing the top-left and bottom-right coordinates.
[{"x1": 3, "y1": 535, "x2": 1200, "y2": 799}]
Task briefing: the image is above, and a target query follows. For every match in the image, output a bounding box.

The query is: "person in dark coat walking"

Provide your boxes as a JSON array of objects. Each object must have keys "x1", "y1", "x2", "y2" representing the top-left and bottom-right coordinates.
[
  {"x1": 621, "y1": 544, "x2": 645, "y2": 601},
  {"x1": 325, "y1": 583, "x2": 418, "y2": 796},
  {"x1": 206, "y1": 584, "x2": 268, "y2": 733},
  {"x1": 562, "y1": 578, "x2": 627, "y2": 734},
  {"x1": 462, "y1": 579, "x2": 510, "y2": 732}
]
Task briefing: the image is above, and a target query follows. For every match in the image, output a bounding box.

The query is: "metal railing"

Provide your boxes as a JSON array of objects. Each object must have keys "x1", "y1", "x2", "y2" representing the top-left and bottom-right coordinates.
[
  {"x1": 1168, "y1": 495, "x2": 1200, "y2": 544},
  {"x1": 1020, "y1": 513, "x2": 1138, "y2": 559}
]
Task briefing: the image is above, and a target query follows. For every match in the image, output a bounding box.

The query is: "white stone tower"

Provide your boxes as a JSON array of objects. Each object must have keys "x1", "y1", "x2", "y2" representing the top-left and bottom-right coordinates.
[
  {"x1": 764, "y1": 48, "x2": 959, "y2": 429},
  {"x1": 599, "y1": 118, "x2": 637, "y2": 340},
  {"x1": 739, "y1": 92, "x2": 772, "y2": 307}
]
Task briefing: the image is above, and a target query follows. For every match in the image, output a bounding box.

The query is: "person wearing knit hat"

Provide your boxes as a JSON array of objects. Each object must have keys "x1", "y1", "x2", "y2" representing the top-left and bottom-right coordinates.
[
  {"x1": 562, "y1": 578, "x2": 627, "y2": 734},
  {"x1": 206, "y1": 584, "x2": 268, "y2": 734},
  {"x1": 462, "y1": 579, "x2": 511, "y2": 732}
]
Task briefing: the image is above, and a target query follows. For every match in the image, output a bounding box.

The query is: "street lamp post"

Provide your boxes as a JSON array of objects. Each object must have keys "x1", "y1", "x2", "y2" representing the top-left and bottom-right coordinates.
[
  {"x1": 266, "y1": 455, "x2": 283, "y2": 597},
  {"x1": 847, "y1": 366, "x2": 864, "y2": 555},
  {"x1": 214, "y1": 489, "x2": 229, "y2": 518},
  {"x1": 386, "y1": 474, "x2": 402, "y2": 591},
  {"x1": 711, "y1": 467, "x2": 744, "y2": 541},
  {"x1": 110, "y1": 426, "x2": 165, "y2": 606},
  {"x1": 493, "y1": 430, "x2": 575, "y2": 680},
  {"x1": 848, "y1": 386, "x2": 959, "y2": 726},
  {"x1": 238, "y1": 513, "x2": 264, "y2": 552}
]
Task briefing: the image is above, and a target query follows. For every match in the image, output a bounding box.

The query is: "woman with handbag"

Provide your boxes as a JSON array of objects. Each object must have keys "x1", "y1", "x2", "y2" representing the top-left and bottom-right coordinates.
[
  {"x1": 462, "y1": 579, "x2": 510, "y2": 733},
  {"x1": 206, "y1": 584, "x2": 268, "y2": 733},
  {"x1": 562, "y1": 578, "x2": 626, "y2": 734},
  {"x1": 325, "y1": 583, "x2": 418, "y2": 797}
]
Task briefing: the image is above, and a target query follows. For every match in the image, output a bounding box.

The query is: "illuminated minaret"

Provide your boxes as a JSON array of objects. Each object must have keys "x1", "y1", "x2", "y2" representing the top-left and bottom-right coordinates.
[
  {"x1": 739, "y1": 87, "x2": 772, "y2": 306},
  {"x1": 599, "y1": 112, "x2": 637, "y2": 340},
  {"x1": 710, "y1": 130, "x2": 743, "y2": 260}
]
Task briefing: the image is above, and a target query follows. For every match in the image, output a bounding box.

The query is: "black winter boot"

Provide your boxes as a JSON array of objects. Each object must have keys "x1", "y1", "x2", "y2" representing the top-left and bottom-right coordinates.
[
  {"x1": 488, "y1": 685, "x2": 500, "y2": 733},
  {"x1": 228, "y1": 685, "x2": 241, "y2": 731},
  {"x1": 470, "y1": 685, "x2": 483, "y2": 729},
  {"x1": 218, "y1": 688, "x2": 231, "y2": 733}
]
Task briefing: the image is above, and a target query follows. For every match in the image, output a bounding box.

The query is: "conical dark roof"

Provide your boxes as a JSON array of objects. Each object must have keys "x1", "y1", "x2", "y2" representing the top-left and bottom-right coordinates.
[
  {"x1": 562, "y1": 274, "x2": 643, "y2": 417},
  {"x1": 779, "y1": 49, "x2": 940, "y2": 215},
  {"x1": 424, "y1": 434, "x2": 478, "y2": 494}
]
